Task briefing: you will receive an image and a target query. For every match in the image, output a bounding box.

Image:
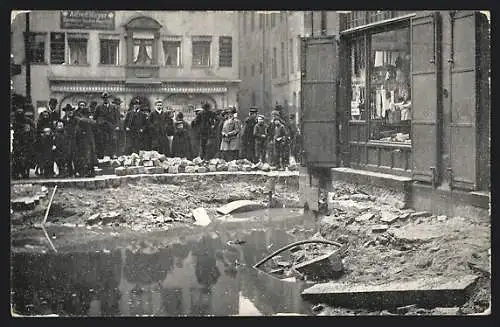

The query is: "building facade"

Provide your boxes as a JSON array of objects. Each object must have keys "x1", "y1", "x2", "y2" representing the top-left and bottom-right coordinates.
[
  {"x1": 238, "y1": 11, "x2": 311, "y2": 119},
  {"x1": 301, "y1": 10, "x2": 490, "y2": 217},
  {"x1": 11, "y1": 10, "x2": 240, "y2": 121}
]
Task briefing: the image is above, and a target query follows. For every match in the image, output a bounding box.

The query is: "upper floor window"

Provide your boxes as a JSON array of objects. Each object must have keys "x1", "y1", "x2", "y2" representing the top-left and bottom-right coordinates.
[
  {"x1": 163, "y1": 40, "x2": 182, "y2": 66},
  {"x1": 132, "y1": 32, "x2": 154, "y2": 65},
  {"x1": 289, "y1": 38, "x2": 294, "y2": 73},
  {"x1": 219, "y1": 36, "x2": 232, "y2": 67},
  {"x1": 50, "y1": 32, "x2": 65, "y2": 64},
  {"x1": 26, "y1": 32, "x2": 46, "y2": 64},
  {"x1": 192, "y1": 37, "x2": 211, "y2": 67},
  {"x1": 272, "y1": 47, "x2": 277, "y2": 78},
  {"x1": 67, "y1": 33, "x2": 88, "y2": 65},
  {"x1": 100, "y1": 36, "x2": 120, "y2": 65},
  {"x1": 281, "y1": 42, "x2": 286, "y2": 76}
]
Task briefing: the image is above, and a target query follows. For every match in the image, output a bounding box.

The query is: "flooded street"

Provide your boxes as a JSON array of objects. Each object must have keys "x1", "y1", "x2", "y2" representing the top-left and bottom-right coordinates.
[{"x1": 11, "y1": 208, "x2": 318, "y2": 316}]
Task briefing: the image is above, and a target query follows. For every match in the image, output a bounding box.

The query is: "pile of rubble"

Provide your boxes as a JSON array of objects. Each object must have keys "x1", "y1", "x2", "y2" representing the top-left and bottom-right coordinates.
[{"x1": 96, "y1": 151, "x2": 299, "y2": 176}]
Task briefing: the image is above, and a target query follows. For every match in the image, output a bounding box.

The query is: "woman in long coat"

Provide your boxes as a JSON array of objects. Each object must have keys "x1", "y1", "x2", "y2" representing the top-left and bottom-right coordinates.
[{"x1": 220, "y1": 107, "x2": 241, "y2": 162}]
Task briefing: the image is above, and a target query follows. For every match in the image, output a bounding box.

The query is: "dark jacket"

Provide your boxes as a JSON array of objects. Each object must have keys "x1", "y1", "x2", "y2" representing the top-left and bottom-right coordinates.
[
  {"x1": 191, "y1": 109, "x2": 217, "y2": 138},
  {"x1": 124, "y1": 110, "x2": 147, "y2": 132},
  {"x1": 94, "y1": 103, "x2": 120, "y2": 131},
  {"x1": 172, "y1": 127, "x2": 192, "y2": 159},
  {"x1": 253, "y1": 122, "x2": 268, "y2": 141},
  {"x1": 53, "y1": 129, "x2": 70, "y2": 160},
  {"x1": 242, "y1": 116, "x2": 258, "y2": 146}
]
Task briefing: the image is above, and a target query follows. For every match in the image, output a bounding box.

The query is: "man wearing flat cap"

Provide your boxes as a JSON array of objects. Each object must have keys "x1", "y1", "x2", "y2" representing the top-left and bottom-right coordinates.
[
  {"x1": 241, "y1": 106, "x2": 259, "y2": 163},
  {"x1": 94, "y1": 91, "x2": 120, "y2": 158},
  {"x1": 220, "y1": 107, "x2": 241, "y2": 162}
]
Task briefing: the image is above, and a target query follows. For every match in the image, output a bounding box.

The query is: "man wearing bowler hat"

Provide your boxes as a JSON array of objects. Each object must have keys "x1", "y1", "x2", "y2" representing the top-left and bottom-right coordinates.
[{"x1": 94, "y1": 91, "x2": 120, "y2": 158}]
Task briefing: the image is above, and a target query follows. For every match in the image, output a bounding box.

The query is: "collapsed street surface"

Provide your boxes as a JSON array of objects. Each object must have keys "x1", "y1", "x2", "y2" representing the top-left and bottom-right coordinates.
[{"x1": 10, "y1": 175, "x2": 491, "y2": 316}]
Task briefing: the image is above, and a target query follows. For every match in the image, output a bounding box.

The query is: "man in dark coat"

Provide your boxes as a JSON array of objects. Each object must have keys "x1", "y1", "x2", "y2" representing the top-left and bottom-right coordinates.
[
  {"x1": 165, "y1": 107, "x2": 175, "y2": 156},
  {"x1": 253, "y1": 114, "x2": 268, "y2": 164},
  {"x1": 35, "y1": 109, "x2": 53, "y2": 176},
  {"x1": 271, "y1": 117, "x2": 289, "y2": 170},
  {"x1": 171, "y1": 120, "x2": 192, "y2": 159},
  {"x1": 124, "y1": 99, "x2": 145, "y2": 154},
  {"x1": 53, "y1": 120, "x2": 71, "y2": 177},
  {"x1": 149, "y1": 99, "x2": 170, "y2": 156},
  {"x1": 11, "y1": 107, "x2": 36, "y2": 179},
  {"x1": 39, "y1": 127, "x2": 55, "y2": 178},
  {"x1": 141, "y1": 104, "x2": 152, "y2": 151},
  {"x1": 191, "y1": 103, "x2": 217, "y2": 160},
  {"x1": 47, "y1": 98, "x2": 60, "y2": 127},
  {"x1": 74, "y1": 106, "x2": 97, "y2": 177},
  {"x1": 61, "y1": 103, "x2": 80, "y2": 177},
  {"x1": 189, "y1": 107, "x2": 202, "y2": 159},
  {"x1": 94, "y1": 92, "x2": 120, "y2": 158},
  {"x1": 241, "y1": 107, "x2": 259, "y2": 163}
]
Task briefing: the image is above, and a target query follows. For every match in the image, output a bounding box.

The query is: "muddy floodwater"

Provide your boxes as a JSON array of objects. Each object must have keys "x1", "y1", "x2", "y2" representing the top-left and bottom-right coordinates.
[{"x1": 11, "y1": 208, "x2": 319, "y2": 316}]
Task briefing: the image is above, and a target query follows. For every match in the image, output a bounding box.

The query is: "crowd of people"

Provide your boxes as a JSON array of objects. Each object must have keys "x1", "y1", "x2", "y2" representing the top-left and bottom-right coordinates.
[{"x1": 11, "y1": 92, "x2": 302, "y2": 180}]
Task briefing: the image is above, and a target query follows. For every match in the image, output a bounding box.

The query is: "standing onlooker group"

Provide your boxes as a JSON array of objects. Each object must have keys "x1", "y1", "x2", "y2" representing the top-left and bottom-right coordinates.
[{"x1": 11, "y1": 94, "x2": 302, "y2": 179}]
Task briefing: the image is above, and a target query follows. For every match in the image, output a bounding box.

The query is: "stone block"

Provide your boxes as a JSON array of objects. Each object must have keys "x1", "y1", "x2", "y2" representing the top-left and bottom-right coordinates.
[
  {"x1": 411, "y1": 211, "x2": 432, "y2": 219},
  {"x1": 301, "y1": 275, "x2": 479, "y2": 310},
  {"x1": 95, "y1": 179, "x2": 106, "y2": 189},
  {"x1": 123, "y1": 158, "x2": 133, "y2": 167},
  {"x1": 137, "y1": 166, "x2": 148, "y2": 174},
  {"x1": 380, "y1": 211, "x2": 400, "y2": 224},
  {"x1": 242, "y1": 165, "x2": 252, "y2": 172},
  {"x1": 94, "y1": 168, "x2": 103, "y2": 176},
  {"x1": 198, "y1": 167, "x2": 208, "y2": 173},
  {"x1": 193, "y1": 157, "x2": 204, "y2": 165},
  {"x1": 152, "y1": 159, "x2": 161, "y2": 167},
  {"x1": 293, "y1": 251, "x2": 344, "y2": 280},
  {"x1": 371, "y1": 224, "x2": 389, "y2": 233},
  {"x1": 158, "y1": 154, "x2": 167, "y2": 162},
  {"x1": 134, "y1": 159, "x2": 141, "y2": 166},
  {"x1": 115, "y1": 167, "x2": 127, "y2": 176},
  {"x1": 110, "y1": 160, "x2": 121, "y2": 168},
  {"x1": 143, "y1": 160, "x2": 154, "y2": 167},
  {"x1": 356, "y1": 212, "x2": 374, "y2": 222},
  {"x1": 209, "y1": 165, "x2": 217, "y2": 172},
  {"x1": 228, "y1": 165, "x2": 239, "y2": 172},
  {"x1": 185, "y1": 166, "x2": 196, "y2": 173},
  {"x1": 168, "y1": 165, "x2": 179, "y2": 174},
  {"x1": 217, "y1": 164, "x2": 228, "y2": 171},
  {"x1": 192, "y1": 207, "x2": 211, "y2": 226},
  {"x1": 146, "y1": 167, "x2": 163, "y2": 174},
  {"x1": 84, "y1": 180, "x2": 96, "y2": 190},
  {"x1": 261, "y1": 163, "x2": 270, "y2": 172}
]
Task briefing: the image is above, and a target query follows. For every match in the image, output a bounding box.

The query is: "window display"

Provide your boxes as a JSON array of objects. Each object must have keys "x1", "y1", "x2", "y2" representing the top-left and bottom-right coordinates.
[
  {"x1": 368, "y1": 27, "x2": 411, "y2": 144},
  {"x1": 349, "y1": 37, "x2": 366, "y2": 120}
]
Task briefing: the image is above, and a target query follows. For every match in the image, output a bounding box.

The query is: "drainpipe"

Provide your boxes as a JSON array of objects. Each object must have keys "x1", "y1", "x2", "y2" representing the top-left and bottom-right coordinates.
[
  {"x1": 447, "y1": 11, "x2": 456, "y2": 191},
  {"x1": 24, "y1": 12, "x2": 31, "y2": 105}
]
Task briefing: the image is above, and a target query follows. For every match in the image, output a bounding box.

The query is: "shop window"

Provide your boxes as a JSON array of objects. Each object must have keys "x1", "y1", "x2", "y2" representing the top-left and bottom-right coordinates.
[
  {"x1": 68, "y1": 33, "x2": 88, "y2": 65},
  {"x1": 219, "y1": 36, "x2": 232, "y2": 67},
  {"x1": 100, "y1": 39, "x2": 119, "y2": 65},
  {"x1": 289, "y1": 38, "x2": 294, "y2": 73},
  {"x1": 368, "y1": 27, "x2": 411, "y2": 144},
  {"x1": 50, "y1": 32, "x2": 65, "y2": 64},
  {"x1": 192, "y1": 40, "x2": 211, "y2": 67},
  {"x1": 349, "y1": 37, "x2": 367, "y2": 120},
  {"x1": 272, "y1": 47, "x2": 277, "y2": 78},
  {"x1": 163, "y1": 41, "x2": 182, "y2": 66},
  {"x1": 27, "y1": 32, "x2": 46, "y2": 64},
  {"x1": 281, "y1": 42, "x2": 286, "y2": 76}
]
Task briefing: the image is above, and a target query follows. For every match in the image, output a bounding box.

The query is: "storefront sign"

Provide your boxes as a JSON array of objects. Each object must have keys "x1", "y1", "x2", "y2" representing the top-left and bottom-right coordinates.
[{"x1": 60, "y1": 11, "x2": 115, "y2": 30}]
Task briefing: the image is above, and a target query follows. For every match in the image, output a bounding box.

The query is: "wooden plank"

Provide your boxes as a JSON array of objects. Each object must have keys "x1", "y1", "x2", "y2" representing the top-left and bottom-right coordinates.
[
  {"x1": 216, "y1": 200, "x2": 265, "y2": 215},
  {"x1": 301, "y1": 275, "x2": 478, "y2": 309}
]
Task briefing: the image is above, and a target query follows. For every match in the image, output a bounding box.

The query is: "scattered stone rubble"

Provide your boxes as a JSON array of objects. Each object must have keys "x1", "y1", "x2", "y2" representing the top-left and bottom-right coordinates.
[{"x1": 96, "y1": 151, "x2": 299, "y2": 176}]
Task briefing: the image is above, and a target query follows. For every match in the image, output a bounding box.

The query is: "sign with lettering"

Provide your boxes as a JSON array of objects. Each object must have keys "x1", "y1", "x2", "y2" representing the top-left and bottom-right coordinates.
[{"x1": 61, "y1": 11, "x2": 115, "y2": 30}]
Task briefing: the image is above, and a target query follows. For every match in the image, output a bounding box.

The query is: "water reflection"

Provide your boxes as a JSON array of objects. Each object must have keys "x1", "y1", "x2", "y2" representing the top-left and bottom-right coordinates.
[{"x1": 11, "y1": 217, "x2": 313, "y2": 316}]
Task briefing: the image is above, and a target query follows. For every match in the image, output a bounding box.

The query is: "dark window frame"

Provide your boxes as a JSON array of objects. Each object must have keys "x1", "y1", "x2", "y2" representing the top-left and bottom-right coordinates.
[
  {"x1": 100, "y1": 38, "x2": 120, "y2": 65},
  {"x1": 50, "y1": 32, "x2": 66, "y2": 65},
  {"x1": 219, "y1": 36, "x2": 233, "y2": 67}
]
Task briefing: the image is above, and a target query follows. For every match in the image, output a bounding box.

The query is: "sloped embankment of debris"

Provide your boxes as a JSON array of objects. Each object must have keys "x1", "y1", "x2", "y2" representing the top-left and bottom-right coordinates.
[
  {"x1": 11, "y1": 175, "x2": 299, "y2": 232},
  {"x1": 286, "y1": 185, "x2": 491, "y2": 316}
]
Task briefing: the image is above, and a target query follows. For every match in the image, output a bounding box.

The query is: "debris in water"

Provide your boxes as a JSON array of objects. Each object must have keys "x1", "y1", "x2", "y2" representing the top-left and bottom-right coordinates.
[
  {"x1": 192, "y1": 207, "x2": 211, "y2": 226},
  {"x1": 227, "y1": 239, "x2": 246, "y2": 246}
]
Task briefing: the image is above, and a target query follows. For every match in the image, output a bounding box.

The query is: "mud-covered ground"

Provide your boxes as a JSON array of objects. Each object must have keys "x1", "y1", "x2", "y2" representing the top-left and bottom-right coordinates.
[
  {"x1": 11, "y1": 179, "x2": 300, "y2": 232},
  {"x1": 10, "y1": 178, "x2": 490, "y2": 316},
  {"x1": 284, "y1": 188, "x2": 491, "y2": 316}
]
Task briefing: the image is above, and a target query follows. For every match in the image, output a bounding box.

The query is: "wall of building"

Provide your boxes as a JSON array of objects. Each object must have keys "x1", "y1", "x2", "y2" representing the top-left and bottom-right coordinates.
[{"x1": 11, "y1": 10, "x2": 240, "y2": 114}]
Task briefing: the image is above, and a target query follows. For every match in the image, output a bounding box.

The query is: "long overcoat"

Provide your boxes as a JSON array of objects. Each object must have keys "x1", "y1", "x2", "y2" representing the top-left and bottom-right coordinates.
[{"x1": 220, "y1": 117, "x2": 241, "y2": 151}]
